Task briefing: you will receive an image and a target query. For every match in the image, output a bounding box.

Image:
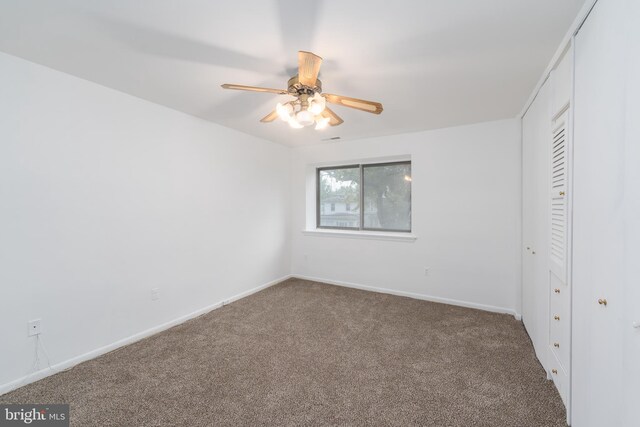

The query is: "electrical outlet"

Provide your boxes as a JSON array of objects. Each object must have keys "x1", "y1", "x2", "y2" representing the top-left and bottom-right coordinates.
[
  {"x1": 151, "y1": 288, "x2": 160, "y2": 301},
  {"x1": 424, "y1": 267, "x2": 431, "y2": 276},
  {"x1": 28, "y1": 319, "x2": 41, "y2": 336}
]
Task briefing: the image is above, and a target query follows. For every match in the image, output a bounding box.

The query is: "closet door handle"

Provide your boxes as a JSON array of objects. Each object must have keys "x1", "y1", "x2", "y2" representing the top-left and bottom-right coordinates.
[{"x1": 598, "y1": 298, "x2": 608, "y2": 306}]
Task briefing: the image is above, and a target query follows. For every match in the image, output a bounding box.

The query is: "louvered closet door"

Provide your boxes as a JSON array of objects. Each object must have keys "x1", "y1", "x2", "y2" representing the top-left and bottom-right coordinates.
[
  {"x1": 550, "y1": 112, "x2": 568, "y2": 280},
  {"x1": 547, "y1": 106, "x2": 571, "y2": 409}
]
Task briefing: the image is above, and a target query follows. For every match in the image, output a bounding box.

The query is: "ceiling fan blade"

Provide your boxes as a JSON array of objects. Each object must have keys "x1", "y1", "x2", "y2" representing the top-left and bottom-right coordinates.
[
  {"x1": 221, "y1": 84, "x2": 288, "y2": 95},
  {"x1": 323, "y1": 94, "x2": 383, "y2": 114},
  {"x1": 260, "y1": 110, "x2": 279, "y2": 123},
  {"x1": 298, "y1": 51, "x2": 323, "y2": 86},
  {"x1": 323, "y1": 107, "x2": 344, "y2": 126}
]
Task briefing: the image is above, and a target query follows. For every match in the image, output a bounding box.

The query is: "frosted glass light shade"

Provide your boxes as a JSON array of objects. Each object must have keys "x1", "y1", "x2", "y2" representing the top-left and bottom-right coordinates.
[
  {"x1": 288, "y1": 118, "x2": 303, "y2": 129},
  {"x1": 315, "y1": 116, "x2": 330, "y2": 130},
  {"x1": 296, "y1": 110, "x2": 314, "y2": 126},
  {"x1": 276, "y1": 102, "x2": 293, "y2": 121},
  {"x1": 308, "y1": 93, "x2": 326, "y2": 115}
]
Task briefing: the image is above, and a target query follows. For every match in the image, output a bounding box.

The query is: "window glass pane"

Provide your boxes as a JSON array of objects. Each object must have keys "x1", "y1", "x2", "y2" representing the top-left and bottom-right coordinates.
[
  {"x1": 318, "y1": 167, "x2": 360, "y2": 228},
  {"x1": 363, "y1": 163, "x2": 411, "y2": 231}
]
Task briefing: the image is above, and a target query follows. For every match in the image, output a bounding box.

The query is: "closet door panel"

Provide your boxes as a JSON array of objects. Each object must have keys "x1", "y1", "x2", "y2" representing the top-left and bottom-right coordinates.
[
  {"x1": 623, "y1": 2, "x2": 640, "y2": 423},
  {"x1": 549, "y1": 272, "x2": 570, "y2": 368},
  {"x1": 551, "y1": 49, "x2": 572, "y2": 118},
  {"x1": 521, "y1": 80, "x2": 551, "y2": 369},
  {"x1": 572, "y1": 0, "x2": 639, "y2": 425}
]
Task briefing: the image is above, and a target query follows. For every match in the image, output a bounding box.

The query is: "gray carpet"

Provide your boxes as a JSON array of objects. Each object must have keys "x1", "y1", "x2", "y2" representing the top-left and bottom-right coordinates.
[{"x1": 1, "y1": 278, "x2": 566, "y2": 426}]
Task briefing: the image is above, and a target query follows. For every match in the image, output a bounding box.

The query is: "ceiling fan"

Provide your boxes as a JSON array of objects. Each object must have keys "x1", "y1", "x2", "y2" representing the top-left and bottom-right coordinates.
[{"x1": 221, "y1": 51, "x2": 383, "y2": 130}]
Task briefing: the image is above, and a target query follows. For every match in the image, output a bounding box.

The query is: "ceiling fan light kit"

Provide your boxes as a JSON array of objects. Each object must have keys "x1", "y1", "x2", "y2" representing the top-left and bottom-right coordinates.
[{"x1": 221, "y1": 51, "x2": 383, "y2": 130}]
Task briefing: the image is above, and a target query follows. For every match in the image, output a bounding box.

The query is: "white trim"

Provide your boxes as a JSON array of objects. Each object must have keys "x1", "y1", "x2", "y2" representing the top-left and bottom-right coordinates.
[
  {"x1": 566, "y1": 37, "x2": 576, "y2": 426},
  {"x1": 309, "y1": 154, "x2": 411, "y2": 169},
  {"x1": 293, "y1": 274, "x2": 521, "y2": 320},
  {"x1": 518, "y1": 0, "x2": 598, "y2": 118},
  {"x1": 0, "y1": 274, "x2": 291, "y2": 396},
  {"x1": 302, "y1": 229, "x2": 417, "y2": 242}
]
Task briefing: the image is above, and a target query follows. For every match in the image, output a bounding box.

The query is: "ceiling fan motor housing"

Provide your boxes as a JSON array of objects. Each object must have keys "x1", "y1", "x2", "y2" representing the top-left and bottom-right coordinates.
[{"x1": 288, "y1": 75, "x2": 322, "y2": 97}]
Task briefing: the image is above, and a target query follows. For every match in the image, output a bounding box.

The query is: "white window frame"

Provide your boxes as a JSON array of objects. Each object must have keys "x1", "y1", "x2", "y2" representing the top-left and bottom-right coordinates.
[{"x1": 316, "y1": 160, "x2": 412, "y2": 233}]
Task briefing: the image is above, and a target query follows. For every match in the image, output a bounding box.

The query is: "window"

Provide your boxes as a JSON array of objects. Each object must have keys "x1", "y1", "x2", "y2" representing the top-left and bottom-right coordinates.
[{"x1": 317, "y1": 161, "x2": 411, "y2": 232}]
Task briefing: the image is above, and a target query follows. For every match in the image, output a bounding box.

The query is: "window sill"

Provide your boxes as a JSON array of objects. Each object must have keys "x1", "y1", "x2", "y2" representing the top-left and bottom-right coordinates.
[{"x1": 302, "y1": 229, "x2": 417, "y2": 242}]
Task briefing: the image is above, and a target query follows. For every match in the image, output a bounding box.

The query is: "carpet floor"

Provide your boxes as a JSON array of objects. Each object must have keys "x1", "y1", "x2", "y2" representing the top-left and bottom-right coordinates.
[{"x1": 1, "y1": 278, "x2": 566, "y2": 426}]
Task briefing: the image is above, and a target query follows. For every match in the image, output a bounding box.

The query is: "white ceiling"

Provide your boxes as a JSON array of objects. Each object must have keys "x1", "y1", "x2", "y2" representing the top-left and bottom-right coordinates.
[{"x1": 0, "y1": 0, "x2": 585, "y2": 146}]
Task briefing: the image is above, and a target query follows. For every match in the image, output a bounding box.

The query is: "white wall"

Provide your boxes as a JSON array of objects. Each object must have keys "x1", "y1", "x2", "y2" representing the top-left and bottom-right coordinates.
[
  {"x1": 0, "y1": 52, "x2": 291, "y2": 391},
  {"x1": 290, "y1": 119, "x2": 522, "y2": 316}
]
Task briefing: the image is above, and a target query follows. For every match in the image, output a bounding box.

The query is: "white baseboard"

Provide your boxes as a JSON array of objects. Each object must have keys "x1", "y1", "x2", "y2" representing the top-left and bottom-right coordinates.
[
  {"x1": 0, "y1": 274, "x2": 291, "y2": 396},
  {"x1": 293, "y1": 274, "x2": 522, "y2": 319}
]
